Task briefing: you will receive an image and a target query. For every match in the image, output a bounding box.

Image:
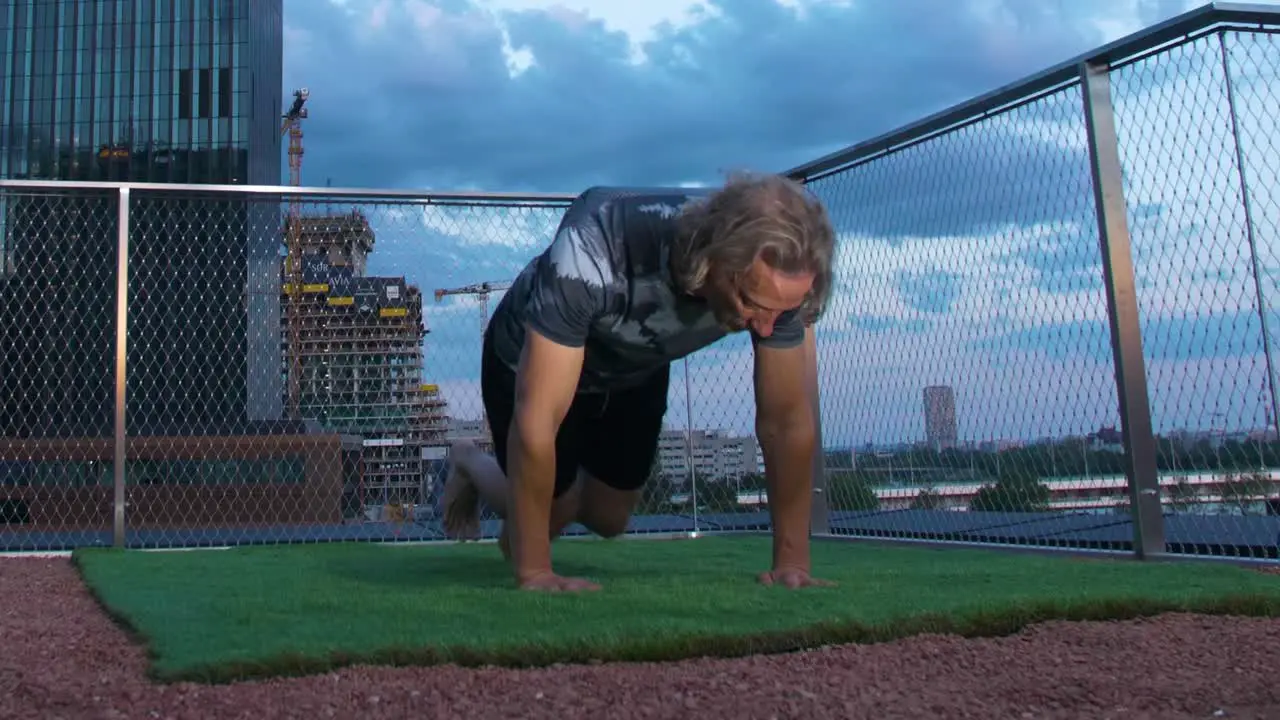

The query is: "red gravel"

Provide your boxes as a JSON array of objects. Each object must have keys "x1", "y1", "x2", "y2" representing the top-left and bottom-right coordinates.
[{"x1": 4, "y1": 556, "x2": 1280, "y2": 720}]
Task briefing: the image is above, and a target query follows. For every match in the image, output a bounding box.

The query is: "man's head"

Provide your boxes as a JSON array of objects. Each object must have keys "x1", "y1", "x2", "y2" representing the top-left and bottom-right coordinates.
[{"x1": 672, "y1": 172, "x2": 835, "y2": 338}]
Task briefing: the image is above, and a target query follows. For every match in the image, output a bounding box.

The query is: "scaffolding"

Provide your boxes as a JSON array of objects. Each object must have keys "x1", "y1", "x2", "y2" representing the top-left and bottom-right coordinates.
[{"x1": 280, "y1": 210, "x2": 449, "y2": 512}]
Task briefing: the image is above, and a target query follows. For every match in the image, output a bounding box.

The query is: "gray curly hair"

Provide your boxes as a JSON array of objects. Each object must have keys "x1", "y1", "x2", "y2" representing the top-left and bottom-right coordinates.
[{"x1": 671, "y1": 171, "x2": 836, "y2": 325}]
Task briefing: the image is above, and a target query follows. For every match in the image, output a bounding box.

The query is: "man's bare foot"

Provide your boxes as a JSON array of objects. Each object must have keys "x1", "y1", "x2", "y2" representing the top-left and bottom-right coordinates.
[{"x1": 441, "y1": 442, "x2": 481, "y2": 540}]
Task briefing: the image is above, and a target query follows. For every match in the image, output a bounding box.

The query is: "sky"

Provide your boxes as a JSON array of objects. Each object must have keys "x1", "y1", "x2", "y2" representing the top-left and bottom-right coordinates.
[{"x1": 277, "y1": 0, "x2": 1280, "y2": 448}]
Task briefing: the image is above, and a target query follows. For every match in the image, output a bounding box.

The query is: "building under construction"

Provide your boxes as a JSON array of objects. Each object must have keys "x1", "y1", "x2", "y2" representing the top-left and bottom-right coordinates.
[{"x1": 279, "y1": 210, "x2": 448, "y2": 516}]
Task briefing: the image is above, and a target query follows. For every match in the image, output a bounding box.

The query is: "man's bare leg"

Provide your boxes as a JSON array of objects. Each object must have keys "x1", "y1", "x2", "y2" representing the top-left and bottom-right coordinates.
[
  {"x1": 576, "y1": 478, "x2": 642, "y2": 538},
  {"x1": 441, "y1": 439, "x2": 579, "y2": 552},
  {"x1": 441, "y1": 440, "x2": 508, "y2": 539}
]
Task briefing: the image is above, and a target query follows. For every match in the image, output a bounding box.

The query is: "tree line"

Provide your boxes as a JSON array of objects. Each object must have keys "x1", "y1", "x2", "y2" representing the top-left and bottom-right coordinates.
[{"x1": 632, "y1": 463, "x2": 1280, "y2": 516}]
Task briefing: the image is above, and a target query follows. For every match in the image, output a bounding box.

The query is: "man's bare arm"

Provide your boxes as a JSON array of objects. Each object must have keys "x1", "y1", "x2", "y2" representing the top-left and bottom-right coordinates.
[
  {"x1": 753, "y1": 324, "x2": 820, "y2": 573},
  {"x1": 507, "y1": 328, "x2": 585, "y2": 585}
]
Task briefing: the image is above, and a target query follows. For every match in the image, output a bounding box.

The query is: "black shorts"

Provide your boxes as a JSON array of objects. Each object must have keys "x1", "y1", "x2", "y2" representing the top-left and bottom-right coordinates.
[{"x1": 480, "y1": 330, "x2": 670, "y2": 499}]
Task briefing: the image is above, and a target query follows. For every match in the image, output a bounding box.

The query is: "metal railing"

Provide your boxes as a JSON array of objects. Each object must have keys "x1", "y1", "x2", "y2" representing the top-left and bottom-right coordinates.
[
  {"x1": 1, "y1": 2, "x2": 1278, "y2": 562},
  {"x1": 790, "y1": 1, "x2": 1280, "y2": 561}
]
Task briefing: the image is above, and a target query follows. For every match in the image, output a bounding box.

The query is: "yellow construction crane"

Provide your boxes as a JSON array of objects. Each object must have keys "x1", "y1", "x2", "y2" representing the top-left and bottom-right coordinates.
[
  {"x1": 282, "y1": 87, "x2": 309, "y2": 420},
  {"x1": 282, "y1": 88, "x2": 309, "y2": 187},
  {"x1": 434, "y1": 280, "x2": 511, "y2": 429},
  {"x1": 433, "y1": 280, "x2": 512, "y2": 336}
]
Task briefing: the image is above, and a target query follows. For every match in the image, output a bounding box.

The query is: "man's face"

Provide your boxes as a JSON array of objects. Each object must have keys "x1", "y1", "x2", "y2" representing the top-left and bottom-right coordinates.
[{"x1": 708, "y1": 257, "x2": 814, "y2": 337}]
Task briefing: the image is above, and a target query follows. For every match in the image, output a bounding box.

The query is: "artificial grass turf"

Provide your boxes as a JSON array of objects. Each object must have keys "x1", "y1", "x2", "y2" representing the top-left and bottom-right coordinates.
[{"x1": 72, "y1": 534, "x2": 1280, "y2": 684}]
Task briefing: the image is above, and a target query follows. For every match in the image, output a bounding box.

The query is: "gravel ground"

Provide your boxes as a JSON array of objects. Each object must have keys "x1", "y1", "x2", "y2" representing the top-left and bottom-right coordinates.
[{"x1": 3, "y1": 556, "x2": 1280, "y2": 720}]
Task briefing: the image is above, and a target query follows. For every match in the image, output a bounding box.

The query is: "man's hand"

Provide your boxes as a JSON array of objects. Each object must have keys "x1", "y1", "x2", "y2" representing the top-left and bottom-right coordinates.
[
  {"x1": 519, "y1": 570, "x2": 602, "y2": 592},
  {"x1": 758, "y1": 565, "x2": 835, "y2": 589},
  {"x1": 499, "y1": 522, "x2": 598, "y2": 590}
]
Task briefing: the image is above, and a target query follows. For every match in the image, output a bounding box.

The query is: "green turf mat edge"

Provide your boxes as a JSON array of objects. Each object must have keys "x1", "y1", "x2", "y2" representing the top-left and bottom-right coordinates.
[{"x1": 69, "y1": 540, "x2": 1280, "y2": 686}]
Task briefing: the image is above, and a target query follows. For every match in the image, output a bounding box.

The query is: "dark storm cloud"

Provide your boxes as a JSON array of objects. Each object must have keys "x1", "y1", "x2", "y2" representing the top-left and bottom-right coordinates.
[{"x1": 282, "y1": 0, "x2": 1127, "y2": 194}]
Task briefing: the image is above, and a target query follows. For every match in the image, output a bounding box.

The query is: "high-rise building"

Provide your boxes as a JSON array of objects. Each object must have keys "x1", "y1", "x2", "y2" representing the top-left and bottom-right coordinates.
[
  {"x1": 923, "y1": 385, "x2": 959, "y2": 451},
  {"x1": 280, "y1": 211, "x2": 450, "y2": 511},
  {"x1": 0, "y1": 0, "x2": 282, "y2": 185},
  {"x1": 0, "y1": 0, "x2": 285, "y2": 437},
  {"x1": 656, "y1": 428, "x2": 759, "y2": 482}
]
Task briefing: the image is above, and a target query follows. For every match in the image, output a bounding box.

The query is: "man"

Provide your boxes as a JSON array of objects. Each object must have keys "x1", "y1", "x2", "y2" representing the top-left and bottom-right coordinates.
[{"x1": 441, "y1": 172, "x2": 836, "y2": 592}]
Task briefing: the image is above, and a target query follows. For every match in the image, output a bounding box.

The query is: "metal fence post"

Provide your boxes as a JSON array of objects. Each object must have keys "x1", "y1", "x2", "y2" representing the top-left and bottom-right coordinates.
[
  {"x1": 806, "y1": 325, "x2": 830, "y2": 535},
  {"x1": 1219, "y1": 32, "x2": 1280, "y2": 447},
  {"x1": 683, "y1": 357, "x2": 698, "y2": 533},
  {"x1": 1079, "y1": 60, "x2": 1167, "y2": 559},
  {"x1": 113, "y1": 186, "x2": 131, "y2": 548}
]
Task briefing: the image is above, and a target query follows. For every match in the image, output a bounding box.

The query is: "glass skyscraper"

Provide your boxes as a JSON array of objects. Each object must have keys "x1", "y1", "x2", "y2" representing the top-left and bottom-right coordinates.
[
  {"x1": 0, "y1": 0, "x2": 286, "y2": 438},
  {"x1": 0, "y1": 0, "x2": 282, "y2": 185}
]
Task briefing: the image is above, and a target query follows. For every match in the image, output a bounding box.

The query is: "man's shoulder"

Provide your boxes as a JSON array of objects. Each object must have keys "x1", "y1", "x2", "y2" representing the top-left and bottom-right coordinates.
[
  {"x1": 569, "y1": 185, "x2": 713, "y2": 221},
  {"x1": 558, "y1": 185, "x2": 713, "y2": 260},
  {"x1": 532, "y1": 184, "x2": 716, "y2": 296},
  {"x1": 574, "y1": 184, "x2": 714, "y2": 202}
]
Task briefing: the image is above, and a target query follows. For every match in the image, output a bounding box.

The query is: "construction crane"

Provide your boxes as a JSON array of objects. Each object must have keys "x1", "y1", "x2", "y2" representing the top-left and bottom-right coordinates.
[
  {"x1": 282, "y1": 88, "x2": 309, "y2": 187},
  {"x1": 434, "y1": 280, "x2": 511, "y2": 429},
  {"x1": 433, "y1": 280, "x2": 512, "y2": 336},
  {"x1": 282, "y1": 87, "x2": 309, "y2": 420}
]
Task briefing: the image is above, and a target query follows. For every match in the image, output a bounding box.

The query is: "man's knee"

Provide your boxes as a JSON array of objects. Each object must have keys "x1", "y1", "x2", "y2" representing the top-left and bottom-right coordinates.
[
  {"x1": 576, "y1": 473, "x2": 640, "y2": 538},
  {"x1": 582, "y1": 509, "x2": 631, "y2": 538}
]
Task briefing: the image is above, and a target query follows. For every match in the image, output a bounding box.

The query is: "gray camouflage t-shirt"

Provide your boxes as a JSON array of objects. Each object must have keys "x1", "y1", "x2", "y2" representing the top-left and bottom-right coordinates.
[{"x1": 486, "y1": 186, "x2": 806, "y2": 394}]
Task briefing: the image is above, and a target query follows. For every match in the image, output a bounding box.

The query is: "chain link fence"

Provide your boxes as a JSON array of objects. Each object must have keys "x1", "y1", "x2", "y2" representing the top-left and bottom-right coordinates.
[
  {"x1": 795, "y1": 27, "x2": 1280, "y2": 559},
  {"x1": 1108, "y1": 30, "x2": 1280, "y2": 556},
  {"x1": 801, "y1": 79, "x2": 1117, "y2": 548},
  {"x1": 0, "y1": 187, "x2": 765, "y2": 551},
  {"x1": 4, "y1": 17, "x2": 1280, "y2": 561},
  {"x1": 1, "y1": 187, "x2": 120, "y2": 549}
]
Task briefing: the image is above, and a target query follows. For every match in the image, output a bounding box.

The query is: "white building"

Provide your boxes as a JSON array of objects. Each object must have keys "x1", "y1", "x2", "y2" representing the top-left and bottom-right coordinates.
[
  {"x1": 656, "y1": 428, "x2": 759, "y2": 482},
  {"x1": 446, "y1": 417, "x2": 491, "y2": 446}
]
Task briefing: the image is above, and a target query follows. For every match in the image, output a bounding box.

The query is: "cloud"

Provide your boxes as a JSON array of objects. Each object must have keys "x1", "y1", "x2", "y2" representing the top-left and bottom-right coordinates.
[
  {"x1": 276, "y1": 0, "x2": 1280, "y2": 450},
  {"x1": 851, "y1": 315, "x2": 931, "y2": 335},
  {"x1": 283, "y1": 0, "x2": 1130, "y2": 192},
  {"x1": 805, "y1": 107, "x2": 1099, "y2": 239},
  {"x1": 895, "y1": 268, "x2": 963, "y2": 314},
  {"x1": 978, "y1": 311, "x2": 1269, "y2": 364}
]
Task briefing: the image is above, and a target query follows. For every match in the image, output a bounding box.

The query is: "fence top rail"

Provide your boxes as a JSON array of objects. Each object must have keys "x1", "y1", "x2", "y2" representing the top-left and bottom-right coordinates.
[
  {"x1": 784, "y1": 1, "x2": 1280, "y2": 182},
  {"x1": 0, "y1": 178, "x2": 579, "y2": 205}
]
